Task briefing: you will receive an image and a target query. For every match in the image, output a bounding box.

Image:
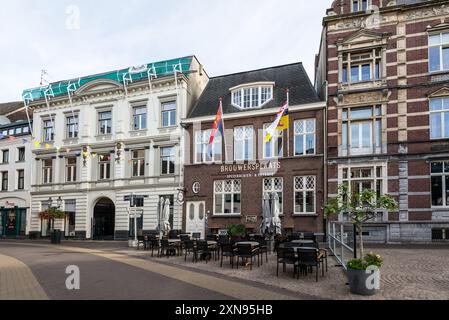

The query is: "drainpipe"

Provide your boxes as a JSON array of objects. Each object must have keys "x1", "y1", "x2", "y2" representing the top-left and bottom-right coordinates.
[{"x1": 323, "y1": 80, "x2": 329, "y2": 239}]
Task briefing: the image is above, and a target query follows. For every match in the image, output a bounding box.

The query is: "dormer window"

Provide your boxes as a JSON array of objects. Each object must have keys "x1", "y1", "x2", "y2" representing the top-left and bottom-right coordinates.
[{"x1": 231, "y1": 83, "x2": 274, "y2": 109}]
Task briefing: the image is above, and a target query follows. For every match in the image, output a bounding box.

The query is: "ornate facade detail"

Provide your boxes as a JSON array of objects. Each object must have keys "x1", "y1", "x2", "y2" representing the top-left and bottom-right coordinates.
[{"x1": 405, "y1": 4, "x2": 449, "y2": 21}]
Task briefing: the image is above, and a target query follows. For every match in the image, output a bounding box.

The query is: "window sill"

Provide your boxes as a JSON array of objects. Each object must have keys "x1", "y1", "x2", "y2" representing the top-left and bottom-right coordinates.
[
  {"x1": 292, "y1": 213, "x2": 318, "y2": 217},
  {"x1": 158, "y1": 126, "x2": 178, "y2": 130},
  {"x1": 15, "y1": 161, "x2": 25, "y2": 164},
  {"x1": 63, "y1": 138, "x2": 79, "y2": 144},
  {"x1": 211, "y1": 215, "x2": 242, "y2": 218},
  {"x1": 95, "y1": 134, "x2": 112, "y2": 139}
]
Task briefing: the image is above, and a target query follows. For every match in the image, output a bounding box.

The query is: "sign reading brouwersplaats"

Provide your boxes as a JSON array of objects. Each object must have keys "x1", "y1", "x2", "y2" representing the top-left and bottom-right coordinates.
[{"x1": 220, "y1": 162, "x2": 281, "y2": 179}]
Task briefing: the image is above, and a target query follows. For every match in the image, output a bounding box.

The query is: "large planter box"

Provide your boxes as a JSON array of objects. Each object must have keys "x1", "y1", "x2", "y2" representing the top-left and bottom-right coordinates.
[
  {"x1": 347, "y1": 268, "x2": 379, "y2": 296},
  {"x1": 51, "y1": 230, "x2": 62, "y2": 244}
]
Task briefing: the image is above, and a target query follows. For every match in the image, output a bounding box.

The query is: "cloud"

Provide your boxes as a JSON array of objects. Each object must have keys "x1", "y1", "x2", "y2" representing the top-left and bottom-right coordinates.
[{"x1": 0, "y1": 0, "x2": 329, "y2": 101}]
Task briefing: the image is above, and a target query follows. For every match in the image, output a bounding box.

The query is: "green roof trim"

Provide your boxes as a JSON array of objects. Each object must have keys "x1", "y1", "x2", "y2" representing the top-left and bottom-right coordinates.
[{"x1": 22, "y1": 56, "x2": 193, "y2": 102}]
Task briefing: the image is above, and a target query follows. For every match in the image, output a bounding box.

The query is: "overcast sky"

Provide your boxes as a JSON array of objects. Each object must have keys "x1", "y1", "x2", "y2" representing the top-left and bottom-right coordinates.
[{"x1": 0, "y1": 0, "x2": 329, "y2": 102}]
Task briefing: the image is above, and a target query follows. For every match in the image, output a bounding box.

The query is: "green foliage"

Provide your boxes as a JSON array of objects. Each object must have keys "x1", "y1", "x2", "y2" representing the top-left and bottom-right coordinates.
[
  {"x1": 324, "y1": 184, "x2": 398, "y2": 225},
  {"x1": 226, "y1": 224, "x2": 246, "y2": 237},
  {"x1": 347, "y1": 252, "x2": 383, "y2": 270},
  {"x1": 39, "y1": 207, "x2": 66, "y2": 220}
]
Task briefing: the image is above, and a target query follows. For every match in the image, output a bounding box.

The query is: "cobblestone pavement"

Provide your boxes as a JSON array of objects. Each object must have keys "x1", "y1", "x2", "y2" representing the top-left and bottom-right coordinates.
[
  {"x1": 1, "y1": 240, "x2": 448, "y2": 300},
  {"x1": 110, "y1": 243, "x2": 449, "y2": 300}
]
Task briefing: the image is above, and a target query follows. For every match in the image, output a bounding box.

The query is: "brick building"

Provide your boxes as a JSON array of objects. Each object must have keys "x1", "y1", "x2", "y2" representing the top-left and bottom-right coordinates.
[
  {"x1": 316, "y1": 0, "x2": 449, "y2": 243},
  {"x1": 182, "y1": 63, "x2": 326, "y2": 238}
]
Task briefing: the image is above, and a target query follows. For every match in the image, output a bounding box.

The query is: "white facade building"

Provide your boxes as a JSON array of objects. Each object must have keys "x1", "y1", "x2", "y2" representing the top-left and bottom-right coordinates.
[{"x1": 26, "y1": 56, "x2": 208, "y2": 240}]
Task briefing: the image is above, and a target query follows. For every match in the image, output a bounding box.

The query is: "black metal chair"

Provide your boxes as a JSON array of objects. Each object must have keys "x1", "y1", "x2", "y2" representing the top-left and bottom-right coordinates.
[
  {"x1": 184, "y1": 240, "x2": 197, "y2": 262},
  {"x1": 159, "y1": 239, "x2": 177, "y2": 258},
  {"x1": 196, "y1": 240, "x2": 212, "y2": 263},
  {"x1": 256, "y1": 238, "x2": 269, "y2": 265},
  {"x1": 149, "y1": 236, "x2": 160, "y2": 257},
  {"x1": 235, "y1": 244, "x2": 259, "y2": 270},
  {"x1": 220, "y1": 243, "x2": 236, "y2": 268},
  {"x1": 296, "y1": 248, "x2": 323, "y2": 282},
  {"x1": 276, "y1": 247, "x2": 297, "y2": 277}
]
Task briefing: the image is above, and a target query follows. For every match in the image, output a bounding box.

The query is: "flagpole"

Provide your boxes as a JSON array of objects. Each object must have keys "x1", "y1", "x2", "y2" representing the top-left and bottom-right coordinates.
[
  {"x1": 286, "y1": 89, "x2": 290, "y2": 158},
  {"x1": 219, "y1": 98, "x2": 229, "y2": 163}
]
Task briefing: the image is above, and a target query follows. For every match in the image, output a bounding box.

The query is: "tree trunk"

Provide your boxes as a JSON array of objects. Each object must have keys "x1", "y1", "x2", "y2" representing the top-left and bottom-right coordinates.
[{"x1": 357, "y1": 224, "x2": 364, "y2": 259}]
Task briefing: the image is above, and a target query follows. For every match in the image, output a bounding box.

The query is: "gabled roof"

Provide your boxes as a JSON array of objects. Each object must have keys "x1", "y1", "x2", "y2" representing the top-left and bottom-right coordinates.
[{"x1": 188, "y1": 62, "x2": 321, "y2": 119}]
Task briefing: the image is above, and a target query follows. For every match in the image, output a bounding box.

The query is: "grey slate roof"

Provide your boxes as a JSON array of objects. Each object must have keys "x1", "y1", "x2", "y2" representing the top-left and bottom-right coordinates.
[
  {"x1": 0, "y1": 101, "x2": 23, "y2": 116},
  {"x1": 188, "y1": 62, "x2": 321, "y2": 119}
]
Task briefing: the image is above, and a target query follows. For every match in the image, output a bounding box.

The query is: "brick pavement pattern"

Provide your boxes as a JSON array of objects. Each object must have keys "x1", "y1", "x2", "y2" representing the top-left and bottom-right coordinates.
[{"x1": 0, "y1": 253, "x2": 48, "y2": 300}]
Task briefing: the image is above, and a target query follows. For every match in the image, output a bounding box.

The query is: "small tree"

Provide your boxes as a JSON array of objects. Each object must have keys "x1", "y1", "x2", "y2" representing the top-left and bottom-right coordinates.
[{"x1": 324, "y1": 184, "x2": 398, "y2": 258}]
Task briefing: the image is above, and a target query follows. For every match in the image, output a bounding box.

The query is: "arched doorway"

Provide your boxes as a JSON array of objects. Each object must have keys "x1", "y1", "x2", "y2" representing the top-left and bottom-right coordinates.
[{"x1": 93, "y1": 198, "x2": 115, "y2": 240}]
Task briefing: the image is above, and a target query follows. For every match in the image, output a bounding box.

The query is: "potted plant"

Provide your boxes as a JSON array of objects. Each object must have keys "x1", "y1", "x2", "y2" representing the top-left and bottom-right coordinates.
[
  {"x1": 226, "y1": 224, "x2": 246, "y2": 243},
  {"x1": 324, "y1": 185, "x2": 398, "y2": 295},
  {"x1": 39, "y1": 208, "x2": 66, "y2": 244}
]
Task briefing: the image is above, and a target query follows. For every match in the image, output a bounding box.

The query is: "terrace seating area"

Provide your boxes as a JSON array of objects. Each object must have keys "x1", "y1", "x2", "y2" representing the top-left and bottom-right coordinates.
[{"x1": 139, "y1": 231, "x2": 328, "y2": 282}]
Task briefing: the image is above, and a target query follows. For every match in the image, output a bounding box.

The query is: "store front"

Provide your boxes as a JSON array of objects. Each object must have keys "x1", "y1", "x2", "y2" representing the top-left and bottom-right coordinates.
[{"x1": 0, "y1": 207, "x2": 27, "y2": 237}]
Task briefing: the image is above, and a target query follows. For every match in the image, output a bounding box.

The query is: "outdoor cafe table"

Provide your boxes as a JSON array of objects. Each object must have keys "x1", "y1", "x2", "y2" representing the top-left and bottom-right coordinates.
[{"x1": 234, "y1": 241, "x2": 260, "y2": 247}]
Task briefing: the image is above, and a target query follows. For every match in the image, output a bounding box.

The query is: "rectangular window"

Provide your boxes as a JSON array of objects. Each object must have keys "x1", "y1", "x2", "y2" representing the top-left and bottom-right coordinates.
[
  {"x1": 161, "y1": 147, "x2": 175, "y2": 175},
  {"x1": 161, "y1": 101, "x2": 177, "y2": 127},
  {"x1": 66, "y1": 115, "x2": 78, "y2": 139},
  {"x1": 341, "y1": 49, "x2": 381, "y2": 84},
  {"x1": 17, "y1": 147, "x2": 25, "y2": 162},
  {"x1": 342, "y1": 166, "x2": 385, "y2": 207},
  {"x1": 42, "y1": 159, "x2": 53, "y2": 184},
  {"x1": 17, "y1": 170, "x2": 24, "y2": 190},
  {"x1": 429, "y1": 32, "x2": 449, "y2": 72},
  {"x1": 294, "y1": 176, "x2": 316, "y2": 214},
  {"x1": 263, "y1": 123, "x2": 283, "y2": 159},
  {"x1": 431, "y1": 161, "x2": 449, "y2": 207},
  {"x1": 132, "y1": 150, "x2": 145, "y2": 177},
  {"x1": 234, "y1": 126, "x2": 254, "y2": 161},
  {"x1": 430, "y1": 98, "x2": 449, "y2": 139},
  {"x1": 1, "y1": 172, "x2": 8, "y2": 191},
  {"x1": 263, "y1": 178, "x2": 283, "y2": 213},
  {"x1": 133, "y1": 106, "x2": 147, "y2": 131},
  {"x1": 352, "y1": 0, "x2": 368, "y2": 12},
  {"x1": 341, "y1": 106, "x2": 382, "y2": 155},
  {"x1": 43, "y1": 120, "x2": 54, "y2": 142},
  {"x1": 214, "y1": 180, "x2": 241, "y2": 215},
  {"x1": 98, "y1": 154, "x2": 111, "y2": 180},
  {"x1": 294, "y1": 119, "x2": 316, "y2": 156},
  {"x1": 98, "y1": 111, "x2": 112, "y2": 135},
  {"x1": 66, "y1": 157, "x2": 77, "y2": 182},
  {"x1": 2, "y1": 150, "x2": 9, "y2": 164},
  {"x1": 195, "y1": 130, "x2": 222, "y2": 163}
]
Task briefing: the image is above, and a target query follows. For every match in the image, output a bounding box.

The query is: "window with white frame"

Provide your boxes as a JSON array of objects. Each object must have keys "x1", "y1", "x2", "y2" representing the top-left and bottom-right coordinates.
[
  {"x1": 132, "y1": 150, "x2": 145, "y2": 177},
  {"x1": 263, "y1": 124, "x2": 283, "y2": 159},
  {"x1": 342, "y1": 166, "x2": 383, "y2": 199},
  {"x1": 430, "y1": 98, "x2": 449, "y2": 139},
  {"x1": 42, "y1": 159, "x2": 53, "y2": 184},
  {"x1": 431, "y1": 161, "x2": 449, "y2": 207},
  {"x1": 2, "y1": 149, "x2": 9, "y2": 164},
  {"x1": 341, "y1": 49, "x2": 381, "y2": 83},
  {"x1": 66, "y1": 157, "x2": 77, "y2": 182},
  {"x1": 195, "y1": 130, "x2": 222, "y2": 163},
  {"x1": 98, "y1": 154, "x2": 111, "y2": 180},
  {"x1": 263, "y1": 178, "x2": 283, "y2": 213},
  {"x1": 429, "y1": 32, "x2": 449, "y2": 72},
  {"x1": 234, "y1": 126, "x2": 254, "y2": 161},
  {"x1": 294, "y1": 176, "x2": 316, "y2": 214},
  {"x1": 231, "y1": 86, "x2": 273, "y2": 109},
  {"x1": 341, "y1": 106, "x2": 382, "y2": 155},
  {"x1": 1, "y1": 171, "x2": 8, "y2": 191},
  {"x1": 214, "y1": 180, "x2": 241, "y2": 215},
  {"x1": 160, "y1": 147, "x2": 175, "y2": 175},
  {"x1": 43, "y1": 119, "x2": 54, "y2": 142},
  {"x1": 161, "y1": 101, "x2": 177, "y2": 127},
  {"x1": 133, "y1": 106, "x2": 147, "y2": 131},
  {"x1": 352, "y1": 0, "x2": 369, "y2": 12},
  {"x1": 294, "y1": 119, "x2": 316, "y2": 156},
  {"x1": 66, "y1": 115, "x2": 78, "y2": 139},
  {"x1": 98, "y1": 111, "x2": 112, "y2": 135},
  {"x1": 17, "y1": 147, "x2": 25, "y2": 162},
  {"x1": 17, "y1": 170, "x2": 24, "y2": 190}
]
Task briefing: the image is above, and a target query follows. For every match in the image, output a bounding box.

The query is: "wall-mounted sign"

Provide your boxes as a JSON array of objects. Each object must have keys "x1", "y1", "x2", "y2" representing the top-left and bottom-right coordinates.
[
  {"x1": 246, "y1": 215, "x2": 258, "y2": 223},
  {"x1": 192, "y1": 182, "x2": 201, "y2": 194},
  {"x1": 220, "y1": 162, "x2": 281, "y2": 174}
]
